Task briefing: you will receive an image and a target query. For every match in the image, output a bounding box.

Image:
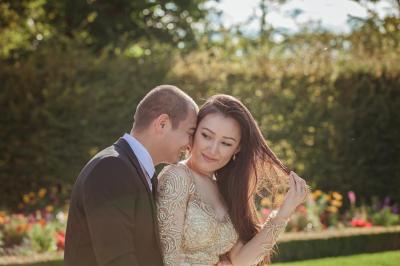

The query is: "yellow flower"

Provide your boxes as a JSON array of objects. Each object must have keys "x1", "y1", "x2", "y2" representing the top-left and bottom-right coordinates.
[
  {"x1": 323, "y1": 194, "x2": 331, "y2": 201},
  {"x1": 260, "y1": 198, "x2": 271, "y2": 207},
  {"x1": 332, "y1": 192, "x2": 343, "y2": 201},
  {"x1": 23, "y1": 194, "x2": 30, "y2": 203},
  {"x1": 313, "y1": 190, "x2": 323, "y2": 198},
  {"x1": 88, "y1": 147, "x2": 99, "y2": 157},
  {"x1": 38, "y1": 188, "x2": 47, "y2": 198},
  {"x1": 327, "y1": 206, "x2": 338, "y2": 213},
  {"x1": 275, "y1": 194, "x2": 285, "y2": 205},
  {"x1": 28, "y1": 192, "x2": 36, "y2": 202},
  {"x1": 46, "y1": 205, "x2": 54, "y2": 213},
  {"x1": 331, "y1": 200, "x2": 343, "y2": 207},
  {"x1": 0, "y1": 212, "x2": 6, "y2": 225}
]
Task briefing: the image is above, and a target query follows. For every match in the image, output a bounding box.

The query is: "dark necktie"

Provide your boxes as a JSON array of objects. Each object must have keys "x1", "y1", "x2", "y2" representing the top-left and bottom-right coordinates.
[{"x1": 151, "y1": 176, "x2": 158, "y2": 199}]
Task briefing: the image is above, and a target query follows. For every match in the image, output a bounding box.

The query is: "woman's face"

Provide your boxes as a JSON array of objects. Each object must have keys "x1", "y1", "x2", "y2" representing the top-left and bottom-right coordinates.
[{"x1": 190, "y1": 112, "x2": 241, "y2": 176}]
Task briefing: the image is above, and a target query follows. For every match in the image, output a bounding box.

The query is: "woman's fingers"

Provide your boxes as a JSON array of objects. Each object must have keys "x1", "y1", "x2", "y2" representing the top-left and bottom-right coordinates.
[
  {"x1": 288, "y1": 171, "x2": 295, "y2": 191},
  {"x1": 290, "y1": 171, "x2": 309, "y2": 202}
]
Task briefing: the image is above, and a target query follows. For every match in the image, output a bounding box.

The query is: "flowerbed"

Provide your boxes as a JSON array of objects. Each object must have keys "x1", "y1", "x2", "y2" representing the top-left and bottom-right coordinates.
[
  {"x1": 257, "y1": 190, "x2": 399, "y2": 232},
  {"x1": 1, "y1": 187, "x2": 399, "y2": 257},
  {"x1": 0, "y1": 186, "x2": 68, "y2": 257}
]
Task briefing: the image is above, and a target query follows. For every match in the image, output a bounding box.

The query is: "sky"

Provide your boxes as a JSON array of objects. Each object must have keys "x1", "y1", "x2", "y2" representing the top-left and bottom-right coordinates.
[{"x1": 211, "y1": 0, "x2": 395, "y2": 33}]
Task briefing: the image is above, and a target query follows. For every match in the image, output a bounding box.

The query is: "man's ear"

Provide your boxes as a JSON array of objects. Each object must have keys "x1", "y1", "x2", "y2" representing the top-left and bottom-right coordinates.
[{"x1": 154, "y1": 114, "x2": 170, "y2": 133}]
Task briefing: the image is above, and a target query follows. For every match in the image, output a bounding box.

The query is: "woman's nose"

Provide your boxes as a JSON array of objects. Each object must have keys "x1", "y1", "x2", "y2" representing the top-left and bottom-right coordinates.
[{"x1": 209, "y1": 141, "x2": 219, "y2": 155}]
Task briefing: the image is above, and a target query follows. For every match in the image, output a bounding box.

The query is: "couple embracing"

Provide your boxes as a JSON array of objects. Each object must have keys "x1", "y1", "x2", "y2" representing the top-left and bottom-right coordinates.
[{"x1": 64, "y1": 85, "x2": 309, "y2": 266}]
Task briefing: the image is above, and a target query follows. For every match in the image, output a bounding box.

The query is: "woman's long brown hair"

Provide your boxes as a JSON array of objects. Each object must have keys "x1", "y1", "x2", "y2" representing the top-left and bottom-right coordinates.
[{"x1": 197, "y1": 94, "x2": 291, "y2": 263}]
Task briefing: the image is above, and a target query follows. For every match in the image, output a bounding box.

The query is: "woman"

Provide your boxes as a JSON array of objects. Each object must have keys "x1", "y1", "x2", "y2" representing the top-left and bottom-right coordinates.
[{"x1": 156, "y1": 94, "x2": 309, "y2": 266}]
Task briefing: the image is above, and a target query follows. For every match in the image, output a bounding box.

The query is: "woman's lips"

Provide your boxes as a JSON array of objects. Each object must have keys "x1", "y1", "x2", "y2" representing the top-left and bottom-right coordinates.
[{"x1": 201, "y1": 153, "x2": 218, "y2": 162}]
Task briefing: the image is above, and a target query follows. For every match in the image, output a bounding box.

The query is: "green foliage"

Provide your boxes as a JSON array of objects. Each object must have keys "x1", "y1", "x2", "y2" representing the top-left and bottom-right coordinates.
[
  {"x1": 0, "y1": 0, "x2": 212, "y2": 58},
  {"x1": 0, "y1": 230, "x2": 3, "y2": 248},
  {"x1": 371, "y1": 207, "x2": 400, "y2": 226},
  {"x1": 166, "y1": 30, "x2": 400, "y2": 203},
  {"x1": 0, "y1": 39, "x2": 171, "y2": 208},
  {"x1": 1, "y1": 1, "x2": 399, "y2": 209},
  {"x1": 27, "y1": 223, "x2": 56, "y2": 253},
  {"x1": 329, "y1": 71, "x2": 400, "y2": 203},
  {"x1": 1, "y1": 216, "x2": 28, "y2": 248}
]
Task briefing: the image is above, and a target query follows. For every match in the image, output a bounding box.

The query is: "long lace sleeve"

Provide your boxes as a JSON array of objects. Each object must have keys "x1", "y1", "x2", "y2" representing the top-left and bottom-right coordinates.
[
  {"x1": 156, "y1": 165, "x2": 192, "y2": 266},
  {"x1": 253, "y1": 211, "x2": 287, "y2": 265},
  {"x1": 229, "y1": 210, "x2": 287, "y2": 266}
]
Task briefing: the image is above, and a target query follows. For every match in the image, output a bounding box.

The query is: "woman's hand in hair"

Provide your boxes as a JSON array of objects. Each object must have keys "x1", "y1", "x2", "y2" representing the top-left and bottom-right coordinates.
[{"x1": 274, "y1": 171, "x2": 310, "y2": 222}]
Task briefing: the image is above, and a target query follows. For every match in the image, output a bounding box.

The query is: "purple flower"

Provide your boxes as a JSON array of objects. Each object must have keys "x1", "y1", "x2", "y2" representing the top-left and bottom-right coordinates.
[
  {"x1": 391, "y1": 204, "x2": 398, "y2": 214},
  {"x1": 383, "y1": 196, "x2": 391, "y2": 208},
  {"x1": 348, "y1": 191, "x2": 356, "y2": 205}
]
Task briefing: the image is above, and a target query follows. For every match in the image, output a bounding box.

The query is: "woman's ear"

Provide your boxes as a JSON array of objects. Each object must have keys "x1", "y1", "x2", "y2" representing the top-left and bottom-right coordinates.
[{"x1": 235, "y1": 146, "x2": 241, "y2": 154}]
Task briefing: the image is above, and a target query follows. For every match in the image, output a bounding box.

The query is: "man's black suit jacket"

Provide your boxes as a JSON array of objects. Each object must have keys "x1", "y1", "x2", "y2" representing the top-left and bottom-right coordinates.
[{"x1": 64, "y1": 138, "x2": 163, "y2": 266}]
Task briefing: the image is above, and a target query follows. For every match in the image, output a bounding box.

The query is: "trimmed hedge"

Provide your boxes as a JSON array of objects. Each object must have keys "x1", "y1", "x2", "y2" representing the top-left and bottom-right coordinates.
[
  {"x1": 273, "y1": 226, "x2": 400, "y2": 262},
  {"x1": 1, "y1": 39, "x2": 400, "y2": 209}
]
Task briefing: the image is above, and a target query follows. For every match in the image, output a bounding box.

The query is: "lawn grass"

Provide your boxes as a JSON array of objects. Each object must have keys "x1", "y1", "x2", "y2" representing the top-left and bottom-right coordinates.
[
  {"x1": 273, "y1": 251, "x2": 400, "y2": 266},
  {"x1": 1, "y1": 250, "x2": 399, "y2": 266}
]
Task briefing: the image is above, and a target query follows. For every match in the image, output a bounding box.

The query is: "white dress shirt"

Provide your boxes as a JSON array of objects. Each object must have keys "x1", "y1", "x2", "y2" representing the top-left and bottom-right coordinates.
[{"x1": 122, "y1": 133, "x2": 155, "y2": 191}]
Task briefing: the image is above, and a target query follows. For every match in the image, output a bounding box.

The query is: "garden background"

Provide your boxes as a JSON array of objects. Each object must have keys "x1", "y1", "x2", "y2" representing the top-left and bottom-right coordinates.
[{"x1": 0, "y1": 0, "x2": 399, "y2": 264}]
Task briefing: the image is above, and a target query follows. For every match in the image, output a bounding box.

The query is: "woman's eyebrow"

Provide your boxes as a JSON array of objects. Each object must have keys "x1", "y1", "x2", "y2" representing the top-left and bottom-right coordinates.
[{"x1": 201, "y1": 127, "x2": 237, "y2": 142}]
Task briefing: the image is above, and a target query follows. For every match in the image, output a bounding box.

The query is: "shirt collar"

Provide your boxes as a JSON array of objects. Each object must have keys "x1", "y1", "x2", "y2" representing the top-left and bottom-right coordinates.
[{"x1": 122, "y1": 133, "x2": 155, "y2": 178}]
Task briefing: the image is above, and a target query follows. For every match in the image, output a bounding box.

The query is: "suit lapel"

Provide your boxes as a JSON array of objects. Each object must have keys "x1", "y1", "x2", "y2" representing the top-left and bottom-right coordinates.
[
  {"x1": 114, "y1": 138, "x2": 152, "y2": 194},
  {"x1": 114, "y1": 138, "x2": 161, "y2": 249}
]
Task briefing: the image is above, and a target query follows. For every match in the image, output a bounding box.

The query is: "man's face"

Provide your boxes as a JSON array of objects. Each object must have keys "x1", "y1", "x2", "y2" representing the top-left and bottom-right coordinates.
[{"x1": 162, "y1": 107, "x2": 197, "y2": 164}]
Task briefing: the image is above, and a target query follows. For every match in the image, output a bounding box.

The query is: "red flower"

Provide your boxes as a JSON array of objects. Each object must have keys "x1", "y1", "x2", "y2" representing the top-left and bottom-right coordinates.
[
  {"x1": 56, "y1": 231, "x2": 65, "y2": 250},
  {"x1": 351, "y1": 219, "x2": 372, "y2": 227}
]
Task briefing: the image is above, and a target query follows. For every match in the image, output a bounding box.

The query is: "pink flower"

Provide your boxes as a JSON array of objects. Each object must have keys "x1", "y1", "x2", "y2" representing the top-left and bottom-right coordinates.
[
  {"x1": 348, "y1": 191, "x2": 356, "y2": 205},
  {"x1": 296, "y1": 205, "x2": 307, "y2": 214},
  {"x1": 261, "y1": 208, "x2": 271, "y2": 217}
]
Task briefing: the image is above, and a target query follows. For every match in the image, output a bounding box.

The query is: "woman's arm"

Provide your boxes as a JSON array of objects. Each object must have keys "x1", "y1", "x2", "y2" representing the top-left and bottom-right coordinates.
[{"x1": 229, "y1": 171, "x2": 308, "y2": 266}]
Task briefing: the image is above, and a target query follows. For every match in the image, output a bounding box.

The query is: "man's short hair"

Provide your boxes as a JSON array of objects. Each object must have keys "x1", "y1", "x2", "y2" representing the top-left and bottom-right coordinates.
[{"x1": 133, "y1": 85, "x2": 196, "y2": 131}]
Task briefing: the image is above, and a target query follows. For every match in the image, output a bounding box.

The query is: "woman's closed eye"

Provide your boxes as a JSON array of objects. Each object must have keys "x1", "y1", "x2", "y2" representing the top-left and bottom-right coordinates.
[
  {"x1": 201, "y1": 132, "x2": 211, "y2": 139},
  {"x1": 222, "y1": 141, "x2": 233, "y2": 147}
]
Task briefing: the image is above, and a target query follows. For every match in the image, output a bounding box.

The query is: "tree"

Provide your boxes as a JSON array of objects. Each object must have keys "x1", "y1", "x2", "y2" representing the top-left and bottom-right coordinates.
[{"x1": 0, "y1": 0, "x2": 213, "y2": 58}]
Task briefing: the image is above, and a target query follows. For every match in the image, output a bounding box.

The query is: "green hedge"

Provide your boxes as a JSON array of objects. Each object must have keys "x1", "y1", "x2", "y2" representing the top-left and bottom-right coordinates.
[
  {"x1": 1, "y1": 40, "x2": 400, "y2": 208},
  {"x1": 273, "y1": 227, "x2": 400, "y2": 262},
  {"x1": 0, "y1": 41, "x2": 172, "y2": 209}
]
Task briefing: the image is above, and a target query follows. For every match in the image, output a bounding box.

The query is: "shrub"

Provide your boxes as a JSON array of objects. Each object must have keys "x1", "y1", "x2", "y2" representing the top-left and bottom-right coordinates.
[
  {"x1": 371, "y1": 207, "x2": 400, "y2": 226},
  {"x1": 27, "y1": 223, "x2": 57, "y2": 253},
  {"x1": 1, "y1": 215, "x2": 29, "y2": 248}
]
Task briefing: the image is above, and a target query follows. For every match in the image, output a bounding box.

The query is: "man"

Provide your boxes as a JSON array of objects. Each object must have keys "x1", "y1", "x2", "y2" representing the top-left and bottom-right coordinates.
[{"x1": 64, "y1": 85, "x2": 198, "y2": 266}]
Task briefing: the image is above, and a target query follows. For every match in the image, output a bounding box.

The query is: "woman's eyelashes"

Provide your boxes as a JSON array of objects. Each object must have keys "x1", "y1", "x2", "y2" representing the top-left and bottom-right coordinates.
[
  {"x1": 201, "y1": 132, "x2": 211, "y2": 140},
  {"x1": 222, "y1": 142, "x2": 233, "y2": 147},
  {"x1": 201, "y1": 132, "x2": 233, "y2": 147}
]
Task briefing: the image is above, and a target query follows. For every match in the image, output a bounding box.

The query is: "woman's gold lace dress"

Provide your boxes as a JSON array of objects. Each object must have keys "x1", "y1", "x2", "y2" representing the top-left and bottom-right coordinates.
[
  {"x1": 156, "y1": 163, "x2": 238, "y2": 266},
  {"x1": 156, "y1": 163, "x2": 287, "y2": 266}
]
